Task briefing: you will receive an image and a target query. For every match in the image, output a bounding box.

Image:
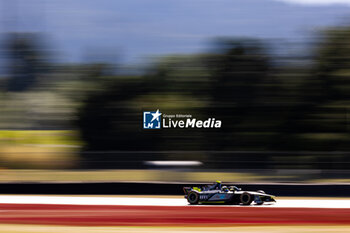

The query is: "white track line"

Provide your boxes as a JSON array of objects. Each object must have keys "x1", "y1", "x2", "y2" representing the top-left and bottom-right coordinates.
[
  {"x1": 0, "y1": 196, "x2": 184, "y2": 206},
  {"x1": 0, "y1": 196, "x2": 349, "y2": 208}
]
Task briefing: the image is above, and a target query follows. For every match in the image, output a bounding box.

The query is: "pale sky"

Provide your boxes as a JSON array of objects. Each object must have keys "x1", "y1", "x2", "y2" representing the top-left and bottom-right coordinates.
[
  {"x1": 277, "y1": 0, "x2": 350, "y2": 5},
  {"x1": 1, "y1": 0, "x2": 350, "y2": 64}
]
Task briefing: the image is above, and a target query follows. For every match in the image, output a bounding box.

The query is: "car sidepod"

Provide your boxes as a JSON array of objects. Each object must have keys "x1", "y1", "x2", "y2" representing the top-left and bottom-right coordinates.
[{"x1": 206, "y1": 192, "x2": 234, "y2": 203}]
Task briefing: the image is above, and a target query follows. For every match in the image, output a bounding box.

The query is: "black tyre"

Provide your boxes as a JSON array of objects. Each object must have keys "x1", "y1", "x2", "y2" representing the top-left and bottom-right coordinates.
[
  {"x1": 240, "y1": 192, "x2": 253, "y2": 205},
  {"x1": 187, "y1": 191, "x2": 199, "y2": 204}
]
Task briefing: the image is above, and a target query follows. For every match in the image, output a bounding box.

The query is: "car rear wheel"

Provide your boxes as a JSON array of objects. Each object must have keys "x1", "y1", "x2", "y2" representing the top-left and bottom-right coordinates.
[
  {"x1": 240, "y1": 192, "x2": 253, "y2": 205},
  {"x1": 187, "y1": 191, "x2": 199, "y2": 204}
]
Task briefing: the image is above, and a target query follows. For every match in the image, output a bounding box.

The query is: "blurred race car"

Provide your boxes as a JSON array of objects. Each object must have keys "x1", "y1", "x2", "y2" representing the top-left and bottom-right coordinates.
[{"x1": 183, "y1": 181, "x2": 276, "y2": 205}]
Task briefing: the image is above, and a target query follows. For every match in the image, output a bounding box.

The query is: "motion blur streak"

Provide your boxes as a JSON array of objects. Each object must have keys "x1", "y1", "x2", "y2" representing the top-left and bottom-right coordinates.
[
  {"x1": 0, "y1": 1, "x2": 350, "y2": 232},
  {"x1": 0, "y1": 1, "x2": 350, "y2": 177},
  {"x1": 0, "y1": 203, "x2": 349, "y2": 226},
  {"x1": 0, "y1": 196, "x2": 350, "y2": 208}
]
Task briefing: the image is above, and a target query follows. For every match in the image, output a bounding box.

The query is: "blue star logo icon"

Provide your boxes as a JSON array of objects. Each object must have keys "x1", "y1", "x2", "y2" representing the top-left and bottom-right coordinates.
[{"x1": 143, "y1": 110, "x2": 162, "y2": 129}]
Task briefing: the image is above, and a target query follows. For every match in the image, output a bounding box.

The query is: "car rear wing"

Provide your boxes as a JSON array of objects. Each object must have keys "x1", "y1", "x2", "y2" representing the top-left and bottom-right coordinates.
[
  {"x1": 183, "y1": 186, "x2": 202, "y2": 195},
  {"x1": 183, "y1": 187, "x2": 191, "y2": 195}
]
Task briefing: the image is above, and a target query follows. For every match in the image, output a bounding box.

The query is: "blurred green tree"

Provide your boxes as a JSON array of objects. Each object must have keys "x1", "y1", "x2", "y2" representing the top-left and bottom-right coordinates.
[{"x1": 4, "y1": 33, "x2": 48, "y2": 92}]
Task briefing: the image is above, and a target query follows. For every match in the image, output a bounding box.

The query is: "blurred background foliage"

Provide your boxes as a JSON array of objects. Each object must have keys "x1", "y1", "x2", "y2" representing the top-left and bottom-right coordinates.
[{"x1": 0, "y1": 26, "x2": 350, "y2": 177}]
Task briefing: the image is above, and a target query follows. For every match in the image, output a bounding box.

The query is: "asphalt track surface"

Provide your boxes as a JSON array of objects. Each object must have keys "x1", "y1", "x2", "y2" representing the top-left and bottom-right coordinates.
[{"x1": 0, "y1": 196, "x2": 349, "y2": 226}]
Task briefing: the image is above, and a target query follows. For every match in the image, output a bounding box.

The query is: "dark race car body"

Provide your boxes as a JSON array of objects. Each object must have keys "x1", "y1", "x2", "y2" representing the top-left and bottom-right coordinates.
[{"x1": 183, "y1": 185, "x2": 276, "y2": 205}]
